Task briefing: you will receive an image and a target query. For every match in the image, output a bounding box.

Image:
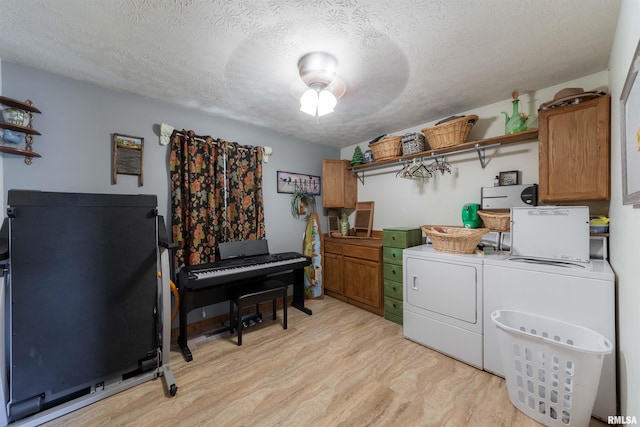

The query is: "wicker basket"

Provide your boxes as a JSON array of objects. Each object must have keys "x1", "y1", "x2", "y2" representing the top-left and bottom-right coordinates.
[
  {"x1": 421, "y1": 226, "x2": 489, "y2": 254},
  {"x1": 401, "y1": 133, "x2": 427, "y2": 155},
  {"x1": 477, "y1": 210, "x2": 511, "y2": 231},
  {"x1": 369, "y1": 135, "x2": 402, "y2": 160},
  {"x1": 421, "y1": 115, "x2": 479, "y2": 149}
]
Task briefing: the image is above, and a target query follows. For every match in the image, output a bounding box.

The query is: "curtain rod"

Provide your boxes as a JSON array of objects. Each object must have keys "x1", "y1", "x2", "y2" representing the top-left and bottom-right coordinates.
[
  {"x1": 174, "y1": 131, "x2": 251, "y2": 151},
  {"x1": 174, "y1": 131, "x2": 215, "y2": 144},
  {"x1": 171, "y1": 130, "x2": 272, "y2": 158}
]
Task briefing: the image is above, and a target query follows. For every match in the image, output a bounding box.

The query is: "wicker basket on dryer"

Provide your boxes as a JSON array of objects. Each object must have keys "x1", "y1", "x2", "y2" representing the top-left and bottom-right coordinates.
[
  {"x1": 421, "y1": 226, "x2": 489, "y2": 254},
  {"x1": 477, "y1": 210, "x2": 511, "y2": 231},
  {"x1": 368, "y1": 135, "x2": 402, "y2": 161},
  {"x1": 421, "y1": 115, "x2": 479, "y2": 149}
]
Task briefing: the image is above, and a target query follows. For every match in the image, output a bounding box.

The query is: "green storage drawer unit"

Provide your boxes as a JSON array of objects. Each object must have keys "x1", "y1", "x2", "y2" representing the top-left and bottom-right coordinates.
[
  {"x1": 382, "y1": 227, "x2": 422, "y2": 325},
  {"x1": 383, "y1": 247, "x2": 404, "y2": 265},
  {"x1": 384, "y1": 310, "x2": 403, "y2": 324},
  {"x1": 383, "y1": 279, "x2": 402, "y2": 300},
  {"x1": 384, "y1": 296, "x2": 403, "y2": 317},
  {"x1": 383, "y1": 262, "x2": 403, "y2": 282},
  {"x1": 383, "y1": 227, "x2": 422, "y2": 249}
]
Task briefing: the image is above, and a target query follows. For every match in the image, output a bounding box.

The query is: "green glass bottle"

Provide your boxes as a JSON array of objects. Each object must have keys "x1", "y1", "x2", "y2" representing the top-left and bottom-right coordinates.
[
  {"x1": 502, "y1": 91, "x2": 528, "y2": 134},
  {"x1": 339, "y1": 213, "x2": 350, "y2": 236}
]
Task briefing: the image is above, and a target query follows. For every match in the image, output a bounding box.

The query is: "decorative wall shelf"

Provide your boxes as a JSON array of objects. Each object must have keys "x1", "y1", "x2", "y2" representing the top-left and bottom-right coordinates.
[
  {"x1": 350, "y1": 129, "x2": 538, "y2": 184},
  {"x1": 0, "y1": 121, "x2": 41, "y2": 135},
  {"x1": 0, "y1": 96, "x2": 42, "y2": 164},
  {"x1": 0, "y1": 146, "x2": 42, "y2": 158}
]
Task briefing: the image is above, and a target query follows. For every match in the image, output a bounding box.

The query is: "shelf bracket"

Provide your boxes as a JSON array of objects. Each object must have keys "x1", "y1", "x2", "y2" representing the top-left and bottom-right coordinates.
[
  {"x1": 474, "y1": 142, "x2": 500, "y2": 168},
  {"x1": 356, "y1": 171, "x2": 364, "y2": 185},
  {"x1": 477, "y1": 145, "x2": 488, "y2": 169},
  {"x1": 426, "y1": 142, "x2": 499, "y2": 169}
]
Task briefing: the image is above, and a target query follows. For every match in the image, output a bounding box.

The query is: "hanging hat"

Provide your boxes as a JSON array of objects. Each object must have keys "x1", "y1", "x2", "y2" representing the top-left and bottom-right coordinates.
[{"x1": 539, "y1": 87, "x2": 606, "y2": 110}]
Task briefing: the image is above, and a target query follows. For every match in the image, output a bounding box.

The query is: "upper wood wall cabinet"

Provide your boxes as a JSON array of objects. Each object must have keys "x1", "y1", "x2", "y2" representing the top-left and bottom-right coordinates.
[
  {"x1": 538, "y1": 94, "x2": 611, "y2": 202},
  {"x1": 322, "y1": 160, "x2": 357, "y2": 208}
]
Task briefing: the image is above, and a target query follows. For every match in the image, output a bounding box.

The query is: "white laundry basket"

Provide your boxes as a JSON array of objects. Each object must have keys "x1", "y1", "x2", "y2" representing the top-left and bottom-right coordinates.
[{"x1": 491, "y1": 310, "x2": 612, "y2": 427}]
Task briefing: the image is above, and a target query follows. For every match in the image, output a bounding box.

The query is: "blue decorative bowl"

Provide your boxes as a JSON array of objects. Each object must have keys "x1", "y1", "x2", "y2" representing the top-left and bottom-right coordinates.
[{"x1": 1, "y1": 129, "x2": 24, "y2": 144}]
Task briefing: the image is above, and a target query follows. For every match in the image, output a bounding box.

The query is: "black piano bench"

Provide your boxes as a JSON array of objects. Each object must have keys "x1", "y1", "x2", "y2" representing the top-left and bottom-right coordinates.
[{"x1": 229, "y1": 280, "x2": 288, "y2": 346}]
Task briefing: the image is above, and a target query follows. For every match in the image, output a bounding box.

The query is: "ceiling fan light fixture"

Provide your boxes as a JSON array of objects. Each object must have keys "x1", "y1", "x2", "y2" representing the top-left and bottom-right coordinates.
[
  {"x1": 317, "y1": 89, "x2": 336, "y2": 116},
  {"x1": 300, "y1": 88, "x2": 319, "y2": 116},
  {"x1": 297, "y1": 51, "x2": 343, "y2": 118},
  {"x1": 298, "y1": 52, "x2": 337, "y2": 87}
]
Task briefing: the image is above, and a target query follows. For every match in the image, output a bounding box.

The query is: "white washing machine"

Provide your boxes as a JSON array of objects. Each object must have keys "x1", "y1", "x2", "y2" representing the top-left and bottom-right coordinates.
[
  {"x1": 403, "y1": 245, "x2": 503, "y2": 369},
  {"x1": 483, "y1": 256, "x2": 616, "y2": 420}
]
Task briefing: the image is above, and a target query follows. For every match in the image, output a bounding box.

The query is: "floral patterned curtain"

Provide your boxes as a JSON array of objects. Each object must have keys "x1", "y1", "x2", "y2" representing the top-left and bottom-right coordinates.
[
  {"x1": 220, "y1": 142, "x2": 265, "y2": 242},
  {"x1": 169, "y1": 130, "x2": 265, "y2": 270},
  {"x1": 169, "y1": 130, "x2": 221, "y2": 268}
]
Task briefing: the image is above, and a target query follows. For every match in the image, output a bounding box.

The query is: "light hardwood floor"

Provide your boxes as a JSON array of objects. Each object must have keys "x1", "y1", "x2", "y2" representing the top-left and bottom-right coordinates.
[{"x1": 43, "y1": 296, "x2": 607, "y2": 427}]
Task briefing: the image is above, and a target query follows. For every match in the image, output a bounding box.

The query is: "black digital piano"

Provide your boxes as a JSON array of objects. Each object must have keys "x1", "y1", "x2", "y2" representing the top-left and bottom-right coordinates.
[{"x1": 177, "y1": 239, "x2": 311, "y2": 361}]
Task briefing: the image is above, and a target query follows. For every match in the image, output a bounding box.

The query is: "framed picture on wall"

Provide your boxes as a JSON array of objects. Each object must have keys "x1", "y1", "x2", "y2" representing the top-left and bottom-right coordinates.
[
  {"x1": 113, "y1": 133, "x2": 144, "y2": 186},
  {"x1": 499, "y1": 170, "x2": 519, "y2": 186},
  {"x1": 621, "y1": 39, "x2": 640, "y2": 205},
  {"x1": 276, "y1": 171, "x2": 321, "y2": 195}
]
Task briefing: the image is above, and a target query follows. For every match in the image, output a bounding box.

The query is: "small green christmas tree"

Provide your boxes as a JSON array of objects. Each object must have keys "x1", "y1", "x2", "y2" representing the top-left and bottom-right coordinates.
[{"x1": 351, "y1": 146, "x2": 364, "y2": 166}]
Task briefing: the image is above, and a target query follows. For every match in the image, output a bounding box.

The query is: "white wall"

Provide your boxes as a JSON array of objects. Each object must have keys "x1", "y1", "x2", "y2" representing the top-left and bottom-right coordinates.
[
  {"x1": 340, "y1": 72, "x2": 609, "y2": 230},
  {"x1": 609, "y1": 0, "x2": 640, "y2": 417}
]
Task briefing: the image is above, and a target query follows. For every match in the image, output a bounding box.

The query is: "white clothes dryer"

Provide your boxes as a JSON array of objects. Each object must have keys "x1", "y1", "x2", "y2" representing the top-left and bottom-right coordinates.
[
  {"x1": 403, "y1": 245, "x2": 503, "y2": 369},
  {"x1": 483, "y1": 256, "x2": 616, "y2": 420}
]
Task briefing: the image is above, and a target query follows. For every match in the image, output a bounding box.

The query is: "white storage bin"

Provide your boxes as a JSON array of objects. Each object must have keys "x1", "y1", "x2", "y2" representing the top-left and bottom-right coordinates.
[{"x1": 491, "y1": 310, "x2": 612, "y2": 427}]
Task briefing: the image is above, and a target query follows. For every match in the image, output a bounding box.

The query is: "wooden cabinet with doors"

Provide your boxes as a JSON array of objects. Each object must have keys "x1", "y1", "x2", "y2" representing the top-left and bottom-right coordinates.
[
  {"x1": 322, "y1": 237, "x2": 383, "y2": 315},
  {"x1": 538, "y1": 94, "x2": 611, "y2": 202},
  {"x1": 322, "y1": 159, "x2": 357, "y2": 208}
]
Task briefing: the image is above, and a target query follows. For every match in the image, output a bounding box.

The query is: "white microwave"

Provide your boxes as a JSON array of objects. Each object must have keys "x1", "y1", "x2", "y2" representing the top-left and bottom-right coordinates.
[{"x1": 510, "y1": 206, "x2": 590, "y2": 263}]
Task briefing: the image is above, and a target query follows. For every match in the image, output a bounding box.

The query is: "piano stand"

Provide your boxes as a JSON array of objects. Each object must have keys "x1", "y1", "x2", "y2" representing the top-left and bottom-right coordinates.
[
  {"x1": 177, "y1": 254, "x2": 311, "y2": 362},
  {"x1": 177, "y1": 332, "x2": 192, "y2": 362},
  {"x1": 292, "y1": 302, "x2": 312, "y2": 316}
]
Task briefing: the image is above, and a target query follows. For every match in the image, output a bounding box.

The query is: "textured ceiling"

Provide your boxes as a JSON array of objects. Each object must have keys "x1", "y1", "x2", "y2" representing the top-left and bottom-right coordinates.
[{"x1": 0, "y1": 0, "x2": 620, "y2": 148}]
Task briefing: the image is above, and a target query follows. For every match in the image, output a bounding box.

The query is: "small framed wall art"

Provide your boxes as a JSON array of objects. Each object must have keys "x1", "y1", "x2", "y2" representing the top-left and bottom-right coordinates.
[
  {"x1": 113, "y1": 133, "x2": 144, "y2": 186},
  {"x1": 499, "y1": 170, "x2": 519, "y2": 186},
  {"x1": 276, "y1": 171, "x2": 321, "y2": 195}
]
